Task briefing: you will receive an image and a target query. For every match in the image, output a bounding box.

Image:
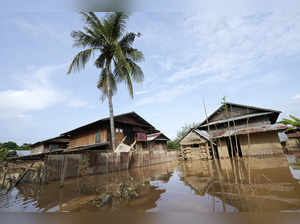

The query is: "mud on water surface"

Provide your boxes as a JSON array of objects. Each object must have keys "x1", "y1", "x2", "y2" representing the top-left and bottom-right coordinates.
[{"x1": 1, "y1": 155, "x2": 300, "y2": 213}]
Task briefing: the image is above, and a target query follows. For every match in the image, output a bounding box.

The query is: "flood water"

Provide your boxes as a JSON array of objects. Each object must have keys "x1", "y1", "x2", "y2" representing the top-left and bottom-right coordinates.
[{"x1": 1, "y1": 155, "x2": 300, "y2": 213}]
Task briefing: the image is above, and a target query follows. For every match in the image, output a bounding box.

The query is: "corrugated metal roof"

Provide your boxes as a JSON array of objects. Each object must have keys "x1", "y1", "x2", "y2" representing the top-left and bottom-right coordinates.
[
  {"x1": 193, "y1": 129, "x2": 211, "y2": 140},
  {"x1": 198, "y1": 102, "x2": 281, "y2": 127},
  {"x1": 31, "y1": 136, "x2": 69, "y2": 148},
  {"x1": 15, "y1": 150, "x2": 31, "y2": 157},
  {"x1": 200, "y1": 112, "x2": 273, "y2": 128},
  {"x1": 210, "y1": 124, "x2": 287, "y2": 138},
  {"x1": 147, "y1": 132, "x2": 170, "y2": 141}
]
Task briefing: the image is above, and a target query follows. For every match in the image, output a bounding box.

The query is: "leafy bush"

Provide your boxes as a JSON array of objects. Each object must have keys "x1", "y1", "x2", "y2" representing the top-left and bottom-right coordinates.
[
  {"x1": 0, "y1": 148, "x2": 9, "y2": 161},
  {"x1": 0, "y1": 141, "x2": 31, "y2": 162},
  {"x1": 167, "y1": 141, "x2": 180, "y2": 150}
]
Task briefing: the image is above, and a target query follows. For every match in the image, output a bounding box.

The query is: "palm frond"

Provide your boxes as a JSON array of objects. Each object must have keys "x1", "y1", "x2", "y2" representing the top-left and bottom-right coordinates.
[
  {"x1": 113, "y1": 63, "x2": 134, "y2": 98},
  {"x1": 290, "y1": 115, "x2": 300, "y2": 122},
  {"x1": 114, "y1": 43, "x2": 132, "y2": 72},
  {"x1": 71, "y1": 31, "x2": 102, "y2": 48},
  {"x1": 125, "y1": 74, "x2": 134, "y2": 98},
  {"x1": 104, "y1": 12, "x2": 129, "y2": 41},
  {"x1": 81, "y1": 11, "x2": 109, "y2": 43},
  {"x1": 67, "y1": 48, "x2": 94, "y2": 74},
  {"x1": 126, "y1": 48, "x2": 144, "y2": 62},
  {"x1": 279, "y1": 116, "x2": 300, "y2": 128},
  {"x1": 97, "y1": 68, "x2": 117, "y2": 101},
  {"x1": 95, "y1": 54, "x2": 106, "y2": 68},
  {"x1": 81, "y1": 12, "x2": 103, "y2": 31},
  {"x1": 127, "y1": 59, "x2": 144, "y2": 83},
  {"x1": 120, "y1": 32, "x2": 136, "y2": 48}
]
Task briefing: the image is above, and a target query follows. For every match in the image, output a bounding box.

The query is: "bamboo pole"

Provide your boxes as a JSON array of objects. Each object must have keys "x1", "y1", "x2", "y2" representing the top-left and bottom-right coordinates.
[
  {"x1": 203, "y1": 99, "x2": 227, "y2": 212},
  {"x1": 1, "y1": 169, "x2": 8, "y2": 189},
  {"x1": 7, "y1": 163, "x2": 34, "y2": 193},
  {"x1": 230, "y1": 104, "x2": 240, "y2": 158},
  {"x1": 246, "y1": 106, "x2": 251, "y2": 184},
  {"x1": 60, "y1": 155, "x2": 68, "y2": 188},
  {"x1": 223, "y1": 99, "x2": 235, "y2": 158}
]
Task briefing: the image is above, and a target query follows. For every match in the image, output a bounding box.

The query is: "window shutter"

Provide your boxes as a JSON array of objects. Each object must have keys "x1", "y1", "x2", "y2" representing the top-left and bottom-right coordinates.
[{"x1": 95, "y1": 129, "x2": 101, "y2": 143}]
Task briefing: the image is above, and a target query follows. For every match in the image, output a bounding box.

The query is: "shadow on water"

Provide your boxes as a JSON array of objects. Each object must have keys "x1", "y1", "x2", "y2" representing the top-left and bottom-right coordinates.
[{"x1": 2, "y1": 155, "x2": 300, "y2": 212}]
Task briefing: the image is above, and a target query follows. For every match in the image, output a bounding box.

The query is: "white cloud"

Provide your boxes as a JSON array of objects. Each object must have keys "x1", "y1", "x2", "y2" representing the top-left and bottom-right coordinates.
[
  {"x1": 136, "y1": 78, "x2": 210, "y2": 106},
  {"x1": 292, "y1": 94, "x2": 300, "y2": 100},
  {"x1": 0, "y1": 64, "x2": 89, "y2": 119},
  {"x1": 168, "y1": 12, "x2": 300, "y2": 83}
]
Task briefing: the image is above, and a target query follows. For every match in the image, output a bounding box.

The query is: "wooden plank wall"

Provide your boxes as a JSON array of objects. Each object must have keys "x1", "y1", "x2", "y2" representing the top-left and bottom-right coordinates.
[{"x1": 69, "y1": 128, "x2": 107, "y2": 148}]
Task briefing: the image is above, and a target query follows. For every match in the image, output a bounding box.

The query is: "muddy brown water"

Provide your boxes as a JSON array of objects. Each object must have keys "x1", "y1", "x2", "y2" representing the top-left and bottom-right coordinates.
[{"x1": 1, "y1": 155, "x2": 300, "y2": 213}]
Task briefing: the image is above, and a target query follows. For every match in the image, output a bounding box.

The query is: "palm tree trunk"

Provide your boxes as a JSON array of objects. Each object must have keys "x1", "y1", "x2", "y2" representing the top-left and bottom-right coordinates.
[{"x1": 106, "y1": 64, "x2": 116, "y2": 151}]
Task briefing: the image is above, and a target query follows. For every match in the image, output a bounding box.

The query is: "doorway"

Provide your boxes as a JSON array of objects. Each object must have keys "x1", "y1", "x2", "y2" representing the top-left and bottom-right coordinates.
[{"x1": 225, "y1": 136, "x2": 243, "y2": 158}]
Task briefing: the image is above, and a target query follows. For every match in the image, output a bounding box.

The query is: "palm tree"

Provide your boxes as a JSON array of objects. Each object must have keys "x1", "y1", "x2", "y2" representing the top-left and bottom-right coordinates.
[
  {"x1": 67, "y1": 12, "x2": 144, "y2": 151},
  {"x1": 280, "y1": 115, "x2": 300, "y2": 128}
]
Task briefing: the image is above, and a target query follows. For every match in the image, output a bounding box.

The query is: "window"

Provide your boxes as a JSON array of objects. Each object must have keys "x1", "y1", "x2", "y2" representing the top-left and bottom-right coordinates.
[
  {"x1": 95, "y1": 129, "x2": 101, "y2": 143},
  {"x1": 49, "y1": 144, "x2": 59, "y2": 152}
]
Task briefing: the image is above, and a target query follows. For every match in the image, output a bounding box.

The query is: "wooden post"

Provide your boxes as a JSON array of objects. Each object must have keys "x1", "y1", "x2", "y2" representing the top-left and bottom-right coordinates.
[
  {"x1": 36, "y1": 165, "x2": 41, "y2": 185},
  {"x1": 7, "y1": 163, "x2": 34, "y2": 193},
  {"x1": 2, "y1": 169, "x2": 8, "y2": 189},
  {"x1": 60, "y1": 155, "x2": 68, "y2": 188}
]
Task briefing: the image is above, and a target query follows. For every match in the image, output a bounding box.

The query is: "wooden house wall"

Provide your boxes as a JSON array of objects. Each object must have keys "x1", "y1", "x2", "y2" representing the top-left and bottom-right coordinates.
[
  {"x1": 210, "y1": 106, "x2": 260, "y2": 122},
  {"x1": 179, "y1": 131, "x2": 207, "y2": 146},
  {"x1": 216, "y1": 131, "x2": 283, "y2": 158},
  {"x1": 69, "y1": 128, "x2": 108, "y2": 148},
  {"x1": 31, "y1": 144, "x2": 46, "y2": 154},
  {"x1": 239, "y1": 131, "x2": 283, "y2": 156}
]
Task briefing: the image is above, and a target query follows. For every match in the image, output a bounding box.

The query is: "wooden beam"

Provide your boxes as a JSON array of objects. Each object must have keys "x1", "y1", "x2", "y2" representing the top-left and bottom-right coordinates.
[{"x1": 60, "y1": 155, "x2": 68, "y2": 188}]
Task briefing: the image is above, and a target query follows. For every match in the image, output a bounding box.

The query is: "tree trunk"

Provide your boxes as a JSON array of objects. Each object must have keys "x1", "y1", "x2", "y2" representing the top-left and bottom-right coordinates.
[{"x1": 106, "y1": 65, "x2": 116, "y2": 151}]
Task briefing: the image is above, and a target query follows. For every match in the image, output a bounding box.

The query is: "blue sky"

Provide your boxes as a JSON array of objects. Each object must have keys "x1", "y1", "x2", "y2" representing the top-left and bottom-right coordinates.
[{"x1": 1, "y1": 2, "x2": 300, "y2": 144}]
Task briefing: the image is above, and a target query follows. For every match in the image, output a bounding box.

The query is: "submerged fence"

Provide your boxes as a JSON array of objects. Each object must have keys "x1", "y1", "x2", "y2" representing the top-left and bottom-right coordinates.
[{"x1": 45, "y1": 150, "x2": 178, "y2": 182}]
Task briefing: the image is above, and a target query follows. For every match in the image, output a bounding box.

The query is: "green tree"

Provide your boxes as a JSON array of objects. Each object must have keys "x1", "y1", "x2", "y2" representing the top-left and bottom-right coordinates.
[
  {"x1": 167, "y1": 141, "x2": 180, "y2": 150},
  {"x1": 0, "y1": 148, "x2": 9, "y2": 162},
  {"x1": 67, "y1": 12, "x2": 144, "y2": 151},
  {"x1": 280, "y1": 115, "x2": 300, "y2": 128},
  {"x1": 175, "y1": 122, "x2": 200, "y2": 142},
  {"x1": 1, "y1": 141, "x2": 18, "y2": 150},
  {"x1": 19, "y1": 143, "x2": 31, "y2": 151}
]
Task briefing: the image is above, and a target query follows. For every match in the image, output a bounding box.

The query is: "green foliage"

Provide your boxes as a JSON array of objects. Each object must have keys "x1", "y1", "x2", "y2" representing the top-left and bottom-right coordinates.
[
  {"x1": 19, "y1": 143, "x2": 31, "y2": 151},
  {"x1": 1, "y1": 141, "x2": 18, "y2": 150},
  {"x1": 67, "y1": 12, "x2": 144, "y2": 100},
  {"x1": 0, "y1": 141, "x2": 31, "y2": 162},
  {"x1": 0, "y1": 148, "x2": 9, "y2": 161},
  {"x1": 175, "y1": 122, "x2": 200, "y2": 142},
  {"x1": 167, "y1": 141, "x2": 180, "y2": 150},
  {"x1": 280, "y1": 115, "x2": 300, "y2": 128}
]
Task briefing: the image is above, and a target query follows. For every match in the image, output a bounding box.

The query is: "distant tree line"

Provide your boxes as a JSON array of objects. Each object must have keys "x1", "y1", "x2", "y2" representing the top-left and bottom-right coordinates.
[{"x1": 0, "y1": 141, "x2": 31, "y2": 162}]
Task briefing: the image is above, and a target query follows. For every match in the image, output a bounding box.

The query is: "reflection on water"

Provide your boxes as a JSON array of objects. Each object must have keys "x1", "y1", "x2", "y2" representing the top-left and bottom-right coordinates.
[{"x1": 1, "y1": 155, "x2": 300, "y2": 212}]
